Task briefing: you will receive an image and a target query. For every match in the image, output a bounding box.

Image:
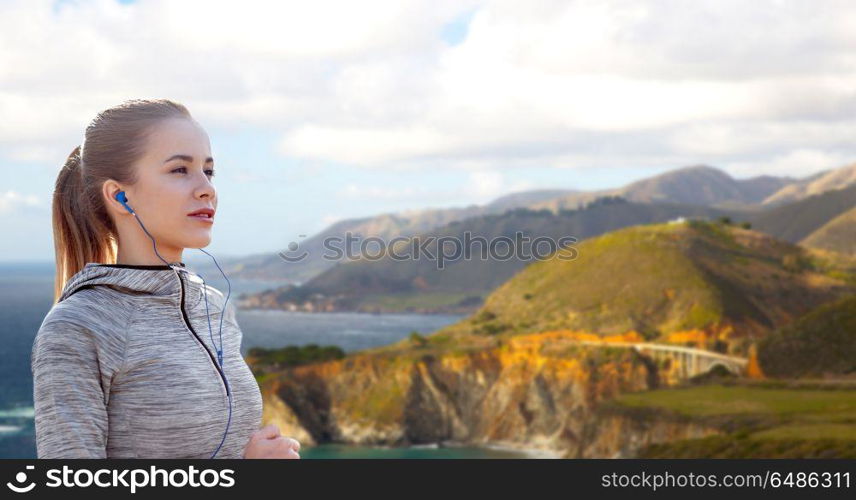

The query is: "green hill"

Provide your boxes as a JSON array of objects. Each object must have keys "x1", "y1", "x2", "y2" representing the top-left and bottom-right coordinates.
[
  {"x1": 748, "y1": 184, "x2": 856, "y2": 243},
  {"x1": 801, "y1": 205, "x2": 856, "y2": 256},
  {"x1": 613, "y1": 382, "x2": 856, "y2": 458},
  {"x1": 243, "y1": 199, "x2": 733, "y2": 312},
  {"x1": 763, "y1": 162, "x2": 856, "y2": 205},
  {"x1": 758, "y1": 294, "x2": 856, "y2": 378},
  {"x1": 446, "y1": 220, "x2": 854, "y2": 354}
]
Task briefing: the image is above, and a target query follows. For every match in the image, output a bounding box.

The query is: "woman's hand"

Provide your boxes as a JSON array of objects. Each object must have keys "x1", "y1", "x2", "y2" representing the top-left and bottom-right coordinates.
[{"x1": 242, "y1": 424, "x2": 301, "y2": 459}]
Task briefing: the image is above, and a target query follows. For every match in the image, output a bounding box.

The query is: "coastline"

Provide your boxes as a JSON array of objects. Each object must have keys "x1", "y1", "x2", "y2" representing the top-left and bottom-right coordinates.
[
  {"x1": 438, "y1": 440, "x2": 565, "y2": 459},
  {"x1": 347, "y1": 440, "x2": 565, "y2": 458}
]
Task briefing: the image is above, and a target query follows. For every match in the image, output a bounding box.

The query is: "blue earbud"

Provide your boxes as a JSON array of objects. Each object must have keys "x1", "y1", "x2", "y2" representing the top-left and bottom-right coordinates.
[
  {"x1": 115, "y1": 189, "x2": 232, "y2": 459},
  {"x1": 115, "y1": 191, "x2": 135, "y2": 215}
]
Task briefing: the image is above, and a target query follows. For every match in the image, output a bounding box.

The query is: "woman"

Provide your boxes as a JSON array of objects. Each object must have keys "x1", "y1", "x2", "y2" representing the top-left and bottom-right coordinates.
[{"x1": 31, "y1": 98, "x2": 300, "y2": 459}]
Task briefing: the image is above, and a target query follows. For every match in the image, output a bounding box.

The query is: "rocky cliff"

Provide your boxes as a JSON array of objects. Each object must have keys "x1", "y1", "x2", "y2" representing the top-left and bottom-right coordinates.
[{"x1": 254, "y1": 330, "x2": 721, "y2": 457}]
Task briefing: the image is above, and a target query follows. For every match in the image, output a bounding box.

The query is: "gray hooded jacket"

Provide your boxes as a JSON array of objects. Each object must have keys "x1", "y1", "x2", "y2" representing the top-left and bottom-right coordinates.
[{"x1": 31, "y1": 262, "x2": 263, "y2": 459}]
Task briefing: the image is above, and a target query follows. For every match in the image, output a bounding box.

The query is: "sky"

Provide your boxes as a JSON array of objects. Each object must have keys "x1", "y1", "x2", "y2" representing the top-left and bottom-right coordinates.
[{"x1": 2, "y1": 0, "x2": 856, "y2": 262}]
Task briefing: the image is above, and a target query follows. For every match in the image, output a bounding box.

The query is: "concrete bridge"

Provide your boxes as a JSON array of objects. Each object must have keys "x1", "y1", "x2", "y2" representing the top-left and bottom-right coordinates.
[{"x1": 571, "y1": 340, "x2": 749, "y2": 378}]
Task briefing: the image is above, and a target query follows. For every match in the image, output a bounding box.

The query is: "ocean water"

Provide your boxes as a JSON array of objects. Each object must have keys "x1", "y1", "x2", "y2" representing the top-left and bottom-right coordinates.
[{"x1": 0, "y1": 262, "x2": 534, "y2": 459}]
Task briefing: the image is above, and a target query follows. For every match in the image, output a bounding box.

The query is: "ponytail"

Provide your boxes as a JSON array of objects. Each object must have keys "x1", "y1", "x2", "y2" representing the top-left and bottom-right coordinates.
[{"x1": 51, "y1": 145, "x2": 117, "y2": 303}]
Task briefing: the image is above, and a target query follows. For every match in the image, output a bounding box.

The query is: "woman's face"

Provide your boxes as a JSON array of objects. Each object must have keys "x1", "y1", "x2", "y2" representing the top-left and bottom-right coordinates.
[{"x1": 120, "y1": 118, "x2": 217, "y2": 253}]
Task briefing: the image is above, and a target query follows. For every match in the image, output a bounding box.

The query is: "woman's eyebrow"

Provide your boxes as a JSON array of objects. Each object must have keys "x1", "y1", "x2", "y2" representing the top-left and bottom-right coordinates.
[{"x1": 163, "y1": 154, "x2": 214, "y2": 164}]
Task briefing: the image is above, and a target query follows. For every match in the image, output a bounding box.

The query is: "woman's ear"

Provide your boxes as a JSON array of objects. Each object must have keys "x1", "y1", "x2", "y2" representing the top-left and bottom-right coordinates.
[{"x1": 102, "y1": 180, "x2": 129, "y2": 216}]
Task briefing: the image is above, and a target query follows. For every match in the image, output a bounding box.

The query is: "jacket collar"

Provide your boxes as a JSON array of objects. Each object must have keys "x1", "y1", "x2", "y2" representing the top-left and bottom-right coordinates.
[{"x1": 58, "y1": 261, "x2": 204, "y2": 308}]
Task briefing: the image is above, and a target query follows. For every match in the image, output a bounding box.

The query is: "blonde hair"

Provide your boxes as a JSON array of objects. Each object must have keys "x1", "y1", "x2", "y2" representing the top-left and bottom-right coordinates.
[{"x1": 51, "y1": 98, "x2": 193, "y2": 303}]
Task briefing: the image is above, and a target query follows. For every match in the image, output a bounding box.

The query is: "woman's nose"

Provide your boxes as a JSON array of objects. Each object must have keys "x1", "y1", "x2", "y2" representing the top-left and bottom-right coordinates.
[{"x1": 194, "y1": 172, "x2": 216, "y2": 198}]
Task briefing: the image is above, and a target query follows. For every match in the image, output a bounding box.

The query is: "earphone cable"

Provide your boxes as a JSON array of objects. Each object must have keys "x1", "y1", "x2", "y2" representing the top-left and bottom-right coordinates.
[{"x1": 127, "y1": 205, "x2": 233, "y2": 459}]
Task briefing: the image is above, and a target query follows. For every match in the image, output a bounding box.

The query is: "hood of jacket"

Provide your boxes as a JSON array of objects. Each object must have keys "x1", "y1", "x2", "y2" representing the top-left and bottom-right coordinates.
[{"x1": 57, "y1": 262, "x2": 215, "y2": 312}]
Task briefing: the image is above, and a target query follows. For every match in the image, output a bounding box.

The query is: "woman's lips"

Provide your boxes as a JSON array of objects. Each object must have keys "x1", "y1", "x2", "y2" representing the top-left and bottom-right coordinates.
[{"x1": 188, "y1": 214, "x2": 214, "y2": 223}]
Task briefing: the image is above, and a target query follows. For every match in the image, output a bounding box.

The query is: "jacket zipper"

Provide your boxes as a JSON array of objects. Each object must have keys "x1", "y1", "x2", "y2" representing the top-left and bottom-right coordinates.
[{"x1": 176, "y1": 270, "x2": 231, "y2": 397}]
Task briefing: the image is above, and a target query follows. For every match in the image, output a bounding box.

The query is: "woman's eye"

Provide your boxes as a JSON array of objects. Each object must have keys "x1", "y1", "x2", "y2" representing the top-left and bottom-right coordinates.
[{"x1": 171, "y1": 166, "x2": 215, "y2": 178}]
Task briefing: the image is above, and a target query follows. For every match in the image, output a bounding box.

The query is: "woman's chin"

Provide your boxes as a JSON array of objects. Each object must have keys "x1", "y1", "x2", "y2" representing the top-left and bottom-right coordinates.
[{"x1": 181, "y1": 232, "x2": 213, "y2": 249}]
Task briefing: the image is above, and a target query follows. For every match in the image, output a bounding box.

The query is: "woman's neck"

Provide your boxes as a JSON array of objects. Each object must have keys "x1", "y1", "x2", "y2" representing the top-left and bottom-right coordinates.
[{"x1": 116, "y1": 247, "x2": 183, "y2": 266}]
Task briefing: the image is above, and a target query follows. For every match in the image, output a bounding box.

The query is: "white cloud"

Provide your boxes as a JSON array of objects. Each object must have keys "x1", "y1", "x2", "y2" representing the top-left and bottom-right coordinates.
[
  {"x1": 669, "y1": 119, "x2": 856, "y2": 157},
  {"x1": 466, "y1": 170, "x2": 504, "y2": 201},
  {"x1": 1, "y1": 0, "x2": 855, "y2": 179},
  {"x1": 0, "y1": 191, "x2": 42, "y2": 216},
  {"x1": 723, "y1": 149, "x2": 854, "y2": 179},
  {"x1": 274, "y1": 0, "x2": 856, "y2": 174},
  {"x1": 320, "y1": 213, "x2": 344, "y2": 227},
  {"x1": 338, "y1": 170, "x2": 538, "y2": 206}
]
